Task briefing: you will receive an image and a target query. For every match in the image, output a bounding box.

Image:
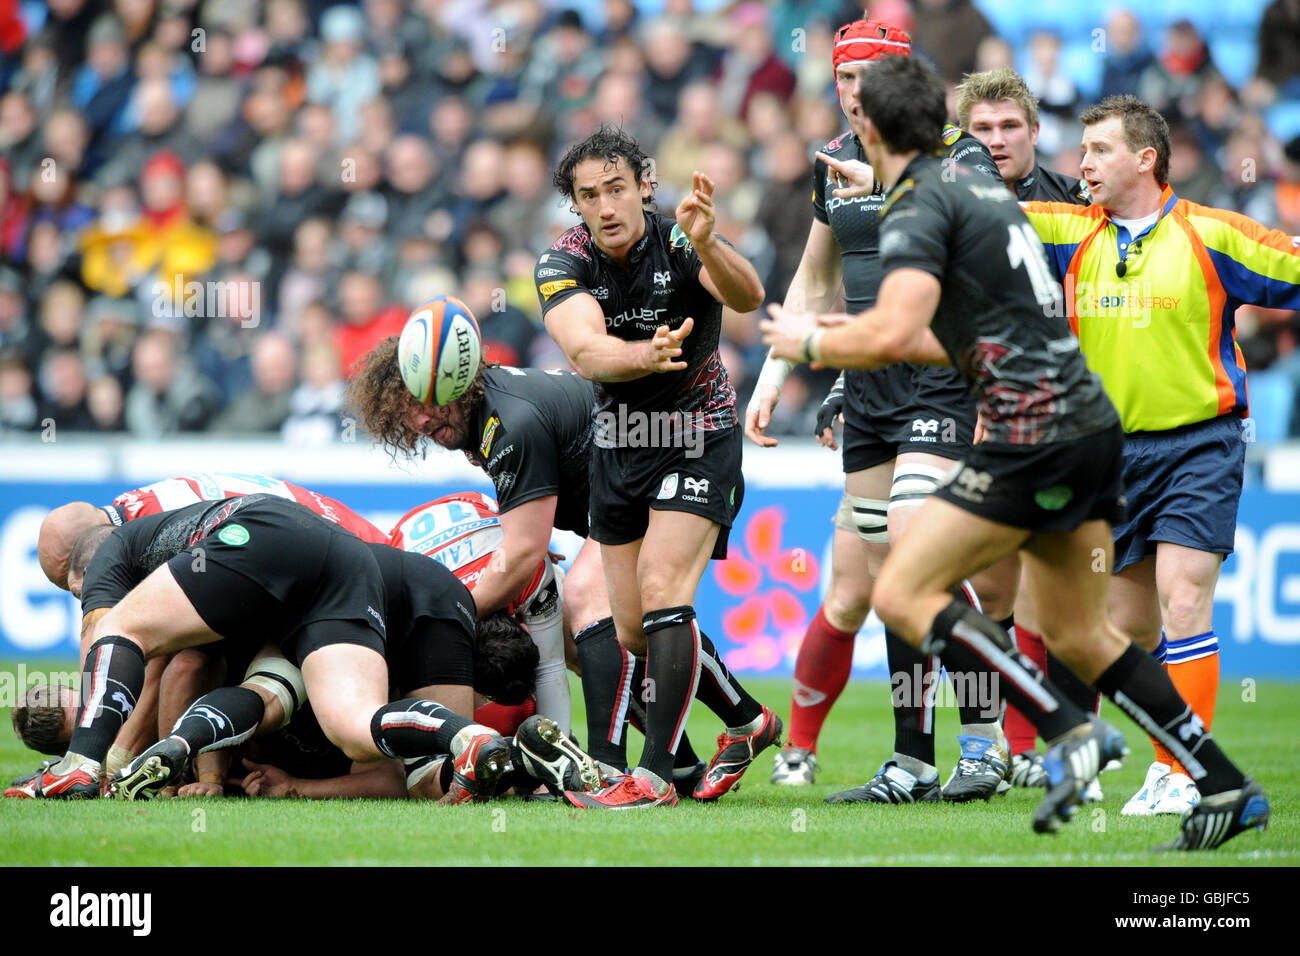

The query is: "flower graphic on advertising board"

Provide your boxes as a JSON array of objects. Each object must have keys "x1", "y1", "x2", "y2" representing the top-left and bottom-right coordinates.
[{"x1": 712, "y1": 505, "x2": 820, "y2": 672}]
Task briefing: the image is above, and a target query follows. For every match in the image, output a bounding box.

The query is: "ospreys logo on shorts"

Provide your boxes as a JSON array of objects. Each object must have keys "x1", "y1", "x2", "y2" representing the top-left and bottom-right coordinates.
[
  {"x1": 1034, "y1": 485, "x2": 1073, "y2": 511},
  {"x1": 682, "y1": 477, "x2": 709, "y2": 503},
  {"x1": 216, "y1": 524, "x2": 250, "y2": 546},
  {"x1": 949, "y1": 467, "x2": 992, "y2": 504},
  {"x1": 658, "y1": 473, "x2": 679, "y2": 499}
]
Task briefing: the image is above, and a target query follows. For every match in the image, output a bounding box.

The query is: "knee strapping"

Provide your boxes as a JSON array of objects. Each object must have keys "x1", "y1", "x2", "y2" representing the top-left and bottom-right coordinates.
[
  {"x1": 888, "y1": 463, "x2": 950, "y2": 513},
  {"x1": 243, "y1": 656, "x2": 306, "y2": 730},
  {"x1": 844, "y1": 493, "x2": 889, "y2": 543}
]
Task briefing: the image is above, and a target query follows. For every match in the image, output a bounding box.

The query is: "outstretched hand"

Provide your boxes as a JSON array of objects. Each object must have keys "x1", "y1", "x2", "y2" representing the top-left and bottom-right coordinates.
[
  {"x1": 675, "y1": 171, "x2": 717, "y2": 247},
  {"x1": 647, "y1": 317, "x2": 693, "y2": 373}
]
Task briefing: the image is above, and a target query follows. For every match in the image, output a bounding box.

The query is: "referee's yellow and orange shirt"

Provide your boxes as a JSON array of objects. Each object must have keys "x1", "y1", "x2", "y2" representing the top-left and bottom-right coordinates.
[{"x1": 1022, "y1": 186, "x2": 1300, "y2": 434}]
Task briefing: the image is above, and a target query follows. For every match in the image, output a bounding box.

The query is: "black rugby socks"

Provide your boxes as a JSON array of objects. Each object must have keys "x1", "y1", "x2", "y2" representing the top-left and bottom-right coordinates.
[
  {"x1": 637, "y1": 606, "x2": 701, "y2": 782},
  {"x1": 63, "y1": 636, "x2": 147, "y2": 770}
]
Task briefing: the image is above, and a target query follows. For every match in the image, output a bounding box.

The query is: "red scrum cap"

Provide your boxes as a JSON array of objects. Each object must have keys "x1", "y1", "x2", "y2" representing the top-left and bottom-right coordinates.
[{"x1": 833, "y1": 19, "x2": 911, "y2": 71}]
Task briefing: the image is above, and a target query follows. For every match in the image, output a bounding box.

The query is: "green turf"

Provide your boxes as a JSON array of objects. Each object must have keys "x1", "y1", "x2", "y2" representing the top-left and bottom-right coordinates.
[{"x1": 1, "y1": 667, "x2": 1296, "y2": 866}]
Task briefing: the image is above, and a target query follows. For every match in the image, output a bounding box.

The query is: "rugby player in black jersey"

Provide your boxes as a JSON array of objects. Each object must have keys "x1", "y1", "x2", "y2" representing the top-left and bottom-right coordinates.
[
  {"x1": 954, "y1": 67, "x2": 1102, "y2": 792},
  {"x1": 348, "y1": 347, "x2": 714, "y2": 796},
  {"x1": 762, "y1": 55, "x2": 1269, "y2": 850},
  {"x1": 746, "y1": 19, "x2": 1017, "y2": 804},
  {"x1": 537, "y1": 125, "x2": 779, "y2": 809},
  {"x1": 5, "y1": 495, "x2": 520, "y2": 804}
]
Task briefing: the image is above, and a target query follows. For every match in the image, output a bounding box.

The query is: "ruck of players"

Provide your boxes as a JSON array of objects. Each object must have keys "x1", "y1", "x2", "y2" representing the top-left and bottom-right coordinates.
[{"x1": 8, "y1": 15, "x2": 1297, "y2": 855}]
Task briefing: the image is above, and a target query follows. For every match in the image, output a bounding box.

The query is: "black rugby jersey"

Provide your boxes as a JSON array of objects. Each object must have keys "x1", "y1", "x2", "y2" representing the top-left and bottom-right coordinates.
[
  {"x1": 462, "y1": 366, "x2": 595, "y2": 537},
  {"x1": 80, "y1": 494, "x2": 271, "y2": 613},
  {"x1": 814, "y1": 126, "x2": 1000, "y2": 417},
  {"x1": 534, "y1": 211, "x2": 737, "y2": 433},
  {"x1": 877, "y1": 154, "x2": 1119, "y2": 445},
  {"x1": 1015, "y1": 163, "x2": 1090, "y2": 204}
]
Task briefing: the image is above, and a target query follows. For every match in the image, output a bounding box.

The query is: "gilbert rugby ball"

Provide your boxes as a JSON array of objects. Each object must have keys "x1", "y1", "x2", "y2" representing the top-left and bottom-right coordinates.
[{"x1": 398, "y1": 296, "x2": 482, "y2": 405}]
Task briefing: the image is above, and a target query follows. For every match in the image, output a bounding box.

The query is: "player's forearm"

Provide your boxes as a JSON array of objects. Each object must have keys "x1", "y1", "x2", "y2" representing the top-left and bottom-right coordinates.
[
  {"x1": 816, "y1": 307, "x2": 916, "y2": 369},
  {"x1": 567, "y1": 335, "x2": 657, "y2": 382},
  {"x1": 470, "y1": 547, "x2": 546, "y2": 619},
  {"x1": 784, "y1": 254, "x2": 841, "y2": 315},
  {"x1": 697, "y1": 235, "x2": 765, "y2": 312},
  {"x1": 291, "y1": 764, "x2": 409, "y2": 799}
]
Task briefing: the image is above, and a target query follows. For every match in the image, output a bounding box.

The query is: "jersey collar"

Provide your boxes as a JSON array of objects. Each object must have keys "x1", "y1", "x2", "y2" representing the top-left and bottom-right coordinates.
[{"x1": 1103, "y1": 184, "x2": 1178, "y2": 252}]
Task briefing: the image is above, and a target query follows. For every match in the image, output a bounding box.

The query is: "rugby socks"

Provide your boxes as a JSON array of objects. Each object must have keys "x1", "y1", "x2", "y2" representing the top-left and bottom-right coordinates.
[
  {"x1": 637, "y1": 606, "x2": 701, "y2": 782},
  {"x1": 788, "y1": 606, "x2": 856, "y2": 752},
  {"x1": 626, "y1": 677, "x2": 702, "y2": 769},
  {"x1": 1047, "y1": 651, "x2": 1102, "y2": 716},
  {"x1": 474, "y1": 698, "x2": 535, "y2": 738},
  {"x1": 1152, "y1": 631, "x2": 1220, "y2": 778},
  {"x1": 1094, "y1": 642, "x2": 1242, "y2": 795},
  {"x1": 371, "y1": 698, "x2": 480, "y2": 759},
  {"x1": 696, "y1": 629, "x2": 763, "y2": 728},
  {"x1": 951, "y1": 585, "x2": 1001, "y2": 747},
  {"x1": 61, "y1": 636, "x2": 147, "y2": 772},
  {"x1": 574, "y1": 617, "x2": 635, "y2": 768},
  {"x1": 921, "y1": 599, "x2": 1087, "y2": 742},
  {"x1": 1005, "y1": 623, "x2": 1046, "y2": 755},
  {"x1": 887, "y1": 627, "x2": 938, "y2": 771},
  {"x1": 168, "y1": 686, "x2": 264, "y2": 754}
]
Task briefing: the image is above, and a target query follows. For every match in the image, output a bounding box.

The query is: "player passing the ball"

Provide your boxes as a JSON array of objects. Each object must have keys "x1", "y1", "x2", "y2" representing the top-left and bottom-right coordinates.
[
  {"x1": 537, "y1": 124, "x2": 779, "y2": 809},
  {"x1": 761, "y1": 56, "x2": 1268, "y2": 850}
]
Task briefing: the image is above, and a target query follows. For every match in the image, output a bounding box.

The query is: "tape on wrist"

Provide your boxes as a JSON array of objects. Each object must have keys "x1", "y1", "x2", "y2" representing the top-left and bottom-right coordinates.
[
  {"x1": 754, "y1": 353, "x2": 793, "y2": 392},
  {"x1": 198, "y1": 771, "x2": 224, "y2": 785},
  {"x1": 801, "y1": 329, "x2": 826, "y2": 364}
]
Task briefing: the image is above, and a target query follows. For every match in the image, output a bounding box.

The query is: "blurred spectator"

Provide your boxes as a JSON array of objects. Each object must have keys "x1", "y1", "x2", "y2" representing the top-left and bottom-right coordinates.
[
  {"x1": 376, "y1": 37, "x2": 431, "y2": 132},
  {"x1": 1138, "y1": 20, "x2": 1222, "y2": 120},
  {"x1": 1100, "y1": 9, "x2": 1156, "y2": 101},
  {"x1": 0, "y1": 157, "x2": 29, "y2": 260},
  {"x1": 67, "y1": 14, "x2": 133, "y2": 163},
  {"x1": 210, "y1": 332, "x2": 297, "y2": 433},
  {"x1": 0, "y1": 91, "x2": 42, "y2": 186},
  {"x1": 334, "y1": 269, "x2": 406, "y2": 375},
  {"x1": 86, "y1": 372, "x2": 125, "y2": 431},
  {"x1": 0, "y1": 266, "x2": 30, "y2": 355},
  {"x1": 44, "y1": 0, "x2": 97, "y2": 75},
  {"x1": 1210, "y1": 120, "x2": 1280, "y2": 227},
  {"x1": 124, "y1": 329, "x2": 218, "y2": 436},
  {"x1": 1257, "y1": 0, "x2": 1300, "y2": 96},
  {"x1": 282, "y1": 342, "x2": 346, "y2": 445},
  {"x1": 331, "y1": 191, "x2": 394, "y2": 279},
  {"x1": 754, "y1": 130, "x2": 814, "y2": 302},
  {"x1": 1167, "y1": 123, "x2": 1220, "y2": 206},
  {"x1": 38, "y1": 349, "x2": 97, "y2": 432},
  {"x1": 278, "y1": 217, "x2": 334, "y2": 335},
  {"x1": 9, "y1": 32, "x2": 60, "y2": 116},
  {"x1": 485, "y1": 140, "x2": 554, "y2": 254},
  {"x1": 0, "y1": 351, "x2": 38, "y2": 432},
  {"x1": 96, "y1": 77, "x2": 198, "y2": 187},
  {"x1": 717, "y1": 4, "x2": 796, "y2": 122},
  {"x1": 447, "y1": 138, "x2": 507, "y2": 248},
  {"x1": 974, "y1": 35, "x2": 1015, "y2": 74},
  {"x1": 384, "y1": 134, "x2": 447, "y2": 240},
  {"x1": 256, "y1": 139, "x2": 336, "y2": 268},
  {"x1": 520, "y1": 10, "x2": 603, "y2": 119},
  {"x1": 30, "y1": 280, "x2": 85, "y2": 368},
  {"x1": 23, "y1": 220, "x2": 77, "y2": 307},
  {"x1": 460, "y1": 268, "x2": 538, "y2": 367},
  {"x1": 909, "y1": 0, "x2": 993, "y2": 85},
  {"x1": 43, "y1": 108, "x2": 92, "y2": 183},
  {"x1": 185, "y1": 27, "x2": 244, "y2": 148},
  {"x1": 642, "y1": 17, "x2": 713, "y2": 123},
  {"x1": 657, "y1": 83, "x2": 751, "y2": 196},
  {"x1": 81, "y1": 296, "x2": 139, "y2": 387},
  {"x1": 306, "y1": 5, "x2": 381, "y2": 143},
  {"x1": 1022, "y1": 31, "x2": 1079, "y2": 158}
]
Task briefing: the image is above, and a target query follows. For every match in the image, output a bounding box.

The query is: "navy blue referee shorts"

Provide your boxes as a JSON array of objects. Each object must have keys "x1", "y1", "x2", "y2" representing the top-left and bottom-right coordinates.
[{"x1": 1112, "y1": 415, "x2": 1246, "y2": 573}]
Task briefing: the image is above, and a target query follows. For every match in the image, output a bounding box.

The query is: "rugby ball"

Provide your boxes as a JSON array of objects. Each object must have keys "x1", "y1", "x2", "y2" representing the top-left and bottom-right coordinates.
[{"x1": 397, "y1": 296, "x2": 482, "y2": 406}]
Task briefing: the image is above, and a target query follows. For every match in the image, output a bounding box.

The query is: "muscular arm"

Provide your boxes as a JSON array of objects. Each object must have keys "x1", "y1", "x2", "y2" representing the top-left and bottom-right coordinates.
[
  {"x1": 817, "y1": 270, "x2": 949, "y2": 369},
  {"x1": 466, "y1": 496, "x2": 556, "y2": 619},
  {"x1": 544, "y1": 293, "x2": 661, "y2": 382},
  {"x1": 696, "y1": 234, "x2": 765, "y2": 313},
  {"x1": 240, "y1": 758, "x2": 409, "y2": 799}
]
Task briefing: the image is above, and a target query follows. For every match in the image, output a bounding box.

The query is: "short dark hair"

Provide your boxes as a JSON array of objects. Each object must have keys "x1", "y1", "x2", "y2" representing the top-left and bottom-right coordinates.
[
  {"x1": 552, "y1": 123, "x2": 656, "y2": 204},
  {"x1": 856, "y1": 55, "x2": 947, "y2": 154},
  {"x1": 68, "y1": 524, "x2": 114, "y2": 585},
  {"x1": 12, "y1": 683, "x2": 69, "y2": 756},
  {"x1": 473, "y1": 611, "x2": 539, "y2": 706},
  {"x1": 1079, "y1": 95, "x2": 1170, "y2": 185}
]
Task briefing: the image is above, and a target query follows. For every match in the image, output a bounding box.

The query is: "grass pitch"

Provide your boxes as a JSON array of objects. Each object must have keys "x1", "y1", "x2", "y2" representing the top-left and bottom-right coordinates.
[{"x1": 2, "y1": 670, "x2": 1296, "y2": 867}]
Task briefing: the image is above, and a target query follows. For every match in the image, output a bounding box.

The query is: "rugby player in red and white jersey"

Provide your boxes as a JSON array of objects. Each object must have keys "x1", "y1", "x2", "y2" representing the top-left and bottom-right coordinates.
[{"x1": 388, "y1": 491, "x2": 571, "y2": 733}]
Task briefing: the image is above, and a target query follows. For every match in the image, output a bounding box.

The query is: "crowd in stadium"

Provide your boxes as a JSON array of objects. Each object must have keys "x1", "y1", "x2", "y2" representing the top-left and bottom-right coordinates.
[{"x1": 1, "y1": 0, "x2": 1298, "y2": 442}]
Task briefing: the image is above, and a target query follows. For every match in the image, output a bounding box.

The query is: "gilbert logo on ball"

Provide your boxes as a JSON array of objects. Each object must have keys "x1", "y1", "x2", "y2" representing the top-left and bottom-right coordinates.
[{"x1": 398, "y1": 295, "x2": 482, "y2": 405}]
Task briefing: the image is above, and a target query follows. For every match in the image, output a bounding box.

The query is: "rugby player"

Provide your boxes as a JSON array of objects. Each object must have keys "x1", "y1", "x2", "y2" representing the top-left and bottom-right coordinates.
[
  {"x1": 6, "y1": 495, "x2": 519, "y2": 804},
  {"x1": 24, "y1": 473, "x2": 389, "y2": 777},
  {"x1": 762, "y1": 55, "x2": 1269, "y2": 850},
  {"x1": 1019, "y1": 95, "x2": 1300, "y2": 817},
  {"x1": 955, "y1": 68, "x2": 1102, "y2": 791},
  {"x1": 537, "y1": 124, "x2": 780, "y2": 809},
  {"x1": 348, "y1": 346, "x2": 711, "y2": 794},
  {"x1": 746, "y1": 19, "x2": 1017, "y2": 804}
]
